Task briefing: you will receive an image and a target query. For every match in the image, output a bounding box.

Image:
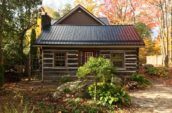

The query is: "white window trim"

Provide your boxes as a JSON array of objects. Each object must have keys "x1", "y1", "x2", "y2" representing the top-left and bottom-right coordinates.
[{"x1": 110, "y1": 51, "x2": 126, "y2": 70}]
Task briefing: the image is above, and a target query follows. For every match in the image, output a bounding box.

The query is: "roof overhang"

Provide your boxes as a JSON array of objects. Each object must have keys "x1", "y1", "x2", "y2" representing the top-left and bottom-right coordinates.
[{"x1": 33, "y1": 44, "x2": 145, "y2": 48}]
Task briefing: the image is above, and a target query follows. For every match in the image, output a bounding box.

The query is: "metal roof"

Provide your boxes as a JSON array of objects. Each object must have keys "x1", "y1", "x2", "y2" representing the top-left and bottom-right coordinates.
[{"x1": 35, "y1": 25, "x2": 144, "y2": 46}]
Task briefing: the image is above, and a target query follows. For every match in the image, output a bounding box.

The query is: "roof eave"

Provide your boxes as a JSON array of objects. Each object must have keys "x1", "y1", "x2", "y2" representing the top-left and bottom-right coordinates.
[{"x1": 33, "y1": 44, "x2": 145, "y2": 48}]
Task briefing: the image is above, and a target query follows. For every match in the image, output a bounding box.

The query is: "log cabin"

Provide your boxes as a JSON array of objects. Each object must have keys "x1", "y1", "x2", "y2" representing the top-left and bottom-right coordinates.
[{"x1": 34, "y1": 5, "x2": 144, "y2": 80}]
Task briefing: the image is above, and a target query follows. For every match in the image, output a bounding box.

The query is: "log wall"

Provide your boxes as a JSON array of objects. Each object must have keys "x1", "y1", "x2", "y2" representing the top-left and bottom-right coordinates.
[
  {"x1": 42, "y1": 47, "x2": 139, "y2": 80},
  {"x1": 100, "y1": 48, "x2": 138, "y2": 74}
]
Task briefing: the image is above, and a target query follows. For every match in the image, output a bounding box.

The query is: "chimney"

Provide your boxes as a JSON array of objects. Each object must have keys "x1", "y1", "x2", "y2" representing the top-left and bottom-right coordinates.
[{"x1": 41, "y1": 12, "x2": 51, "y2": 30}]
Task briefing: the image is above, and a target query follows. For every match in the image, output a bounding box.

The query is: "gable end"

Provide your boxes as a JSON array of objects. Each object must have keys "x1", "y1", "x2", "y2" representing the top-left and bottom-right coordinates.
[{"x1": 54, "y1": 5, "x2": 105, "y2": 25}]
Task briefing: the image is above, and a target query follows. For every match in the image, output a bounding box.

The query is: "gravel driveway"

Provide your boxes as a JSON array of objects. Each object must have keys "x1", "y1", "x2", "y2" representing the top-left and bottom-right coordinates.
[{"x1": 130, "y1": 83, "x2": 172, "y2": 113}]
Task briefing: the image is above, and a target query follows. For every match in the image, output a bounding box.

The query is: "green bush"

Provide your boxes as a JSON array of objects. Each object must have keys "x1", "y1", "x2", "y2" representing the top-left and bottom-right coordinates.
[
  {"x1": 144, "y1": 64, "x2": 154, "y2": 70},
  {"x1": 0, "y1": 64, "x2": 4, "y2": 87},
  {"x1": 155, "y1": 67, "x2": 168, "y2": 77},
  {"x1": 63, "y1": 88, "x2": 71, "y2": 93},
  {"x1": 59, "y1": 76, "x2": 73, "y2": 83},
  {"x1": 77, "y1": 57, "x2": 115, "y2": 81},
  {"x1": 131, "y1": 73, "x2": 151, "y2": 88},
  {"x1": 77, "y1": 57, "x2": 116, "y2": 101},
  {"x1": 88, "y1": 82, "x2": 131, "y2": 106},
  {"x1": 144, "y1": 64, "x2": 158, "y2": 75},
  {"x1": 144, "y1": 65, "x2": 168, "y2": 77}
]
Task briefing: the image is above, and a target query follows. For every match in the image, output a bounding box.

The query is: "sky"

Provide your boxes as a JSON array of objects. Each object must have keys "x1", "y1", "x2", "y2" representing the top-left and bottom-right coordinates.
[
  {"x1": 42, "y1": 0, "x2": 74, "y2": 11},
  {"x1": 42, "y1": 0, "x2": 159, "y2": 38}
]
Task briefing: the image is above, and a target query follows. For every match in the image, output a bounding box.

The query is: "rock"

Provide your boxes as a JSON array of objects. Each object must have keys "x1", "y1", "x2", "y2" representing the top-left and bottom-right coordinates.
[{"x1": 53, "y1": 80, "x2": 82, "y2": 98}]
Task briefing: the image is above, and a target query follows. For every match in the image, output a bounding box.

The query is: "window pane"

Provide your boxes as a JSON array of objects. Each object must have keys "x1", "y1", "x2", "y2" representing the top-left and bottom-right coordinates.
[
  {"x1": 111, "y1": 53, "x2": 124, "y2": 68},
  {"x1": 54, "y1": 52, "x2": 66, "y2": 67}
]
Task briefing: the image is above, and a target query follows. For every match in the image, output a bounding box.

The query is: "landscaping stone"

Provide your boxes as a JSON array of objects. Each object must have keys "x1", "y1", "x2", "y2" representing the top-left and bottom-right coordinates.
[{"x1": 53, "y1": 80, "x2": 82, "y2": 98}]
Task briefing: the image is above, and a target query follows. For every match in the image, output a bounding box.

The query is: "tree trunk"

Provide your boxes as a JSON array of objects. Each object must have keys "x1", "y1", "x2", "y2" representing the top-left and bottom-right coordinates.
[
  {"x1": 28, "y1": 53, "x2": 31, "y2": 81},
  {"x1": 0, "y1": 0, "x2": 5, "y2": 86},
  {"x1": 19, "y1": 30, "x2": 28, "y2": 75},
  {"x1": 0, "y1": 0, "x2": 6, "y2": 63}
]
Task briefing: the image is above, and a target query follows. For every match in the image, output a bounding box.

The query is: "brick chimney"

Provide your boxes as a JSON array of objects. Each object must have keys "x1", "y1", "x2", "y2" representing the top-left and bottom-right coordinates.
[{"x1": 41, "y1": 12, "x2": 51, "y2": 30}]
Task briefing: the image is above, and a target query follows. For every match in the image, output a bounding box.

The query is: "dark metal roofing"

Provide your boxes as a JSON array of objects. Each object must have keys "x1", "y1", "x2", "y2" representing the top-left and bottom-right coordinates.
[{"x1": 35, "y1": 25, "x2": 144, "y2": 46}]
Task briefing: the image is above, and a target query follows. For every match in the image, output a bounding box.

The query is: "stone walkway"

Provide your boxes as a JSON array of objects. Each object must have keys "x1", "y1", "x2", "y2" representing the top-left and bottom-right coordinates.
[{"x1": 130, "y1": 83, "x2": 172, "y2": 113}]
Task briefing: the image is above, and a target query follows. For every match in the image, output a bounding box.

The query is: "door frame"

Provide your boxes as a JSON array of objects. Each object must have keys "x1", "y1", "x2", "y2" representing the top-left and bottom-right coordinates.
[{"x1": 79, "y1": 50, "x2": 99, "y2": 65}]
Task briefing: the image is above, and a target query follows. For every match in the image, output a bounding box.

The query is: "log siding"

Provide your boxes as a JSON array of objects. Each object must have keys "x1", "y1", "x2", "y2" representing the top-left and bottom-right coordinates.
[{"x1": 42, "y1": 47, "x2": 139, "y2": 80}]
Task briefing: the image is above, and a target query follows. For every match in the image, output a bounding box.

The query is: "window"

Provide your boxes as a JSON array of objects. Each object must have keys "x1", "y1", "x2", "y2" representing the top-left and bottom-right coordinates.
[
  {"x1": 111, "y1": 53, "x2": 125, "y2": 68},
  {"x1": 54, "y1": 52, "x2": 66, "y2": 67}
]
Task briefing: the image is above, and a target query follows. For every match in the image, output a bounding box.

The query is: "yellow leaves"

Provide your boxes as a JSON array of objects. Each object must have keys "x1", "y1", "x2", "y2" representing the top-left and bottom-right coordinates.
[
  {"x1": 74, "y1": 0, "x2": 97, "y2": 14},
  {"x1": 23, "y1": 17, "x2": 41, "y2": 55},
  {"x1": 43, "y1": 6, "x2": 60, "y2": 19},
  {"x1": 35, "y1": 18, "x2": 42, "y2": 37},
  {"x1": 139, "y1": 38, "x2": 161, "y2": 63}
]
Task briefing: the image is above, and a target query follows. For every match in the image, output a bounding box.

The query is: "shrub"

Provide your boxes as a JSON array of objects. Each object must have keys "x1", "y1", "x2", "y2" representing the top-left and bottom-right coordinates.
[
  {"x1": 144, "y1": 65, "x2": 168, "y2": 77},
  {"x1": 144, "y1": 65, "x2": 158, "y2": 75},
  {"x1": 131, "y1": 73, "x2": 151, "y2": 88},
  {"x1": 0, "y1": 64, "x2": 4, "y2": 87},
  {"x1": 88, "y1": 82, "x2": 131, "y2": 106},
  {"x1": 77, "y1": 57, "x2": 116, "y2": 100},
  {"x1": 155, "y1": 67, "x2": 168, "y2": 77},
  {"x1": 77, "y1": 57, "x2": 115, "y2": 82},
  {"x1": 144, "y1": 64, "x2": 154, "y2": 70},
  {"x1": 59, "y1": 76, "x2": 73, "y2": 83},
  {"x1": 63, "y1": 88, "x2": 71, "y2": 93}
]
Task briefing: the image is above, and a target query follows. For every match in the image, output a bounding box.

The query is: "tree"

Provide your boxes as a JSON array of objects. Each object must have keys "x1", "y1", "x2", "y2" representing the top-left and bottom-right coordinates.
[
  {"x1": 135, "y1": 22, "x2": 151, "y2": 38},
  {"x1": 146, "y1": 0, "x2": 172, "y2": 66},
  {"x1": 0, "y1": 0, "x2": 40, "y2": 81},
  {"x1": 135, "y1": 22, "x2": 160, "y2": 63},
  {"x1": 61, "y1": 4, "x2": 72, "y2": 16},
  {"x1": 29, "y1": 29, "x2": 37, "y2": 80},
  {"x1": 74, "y1": 0, "x2": 97, "y2": 14},
  {"x1": 0, "y1": 0, "x2": 11, "y2": 86},
  {"x1": 99, "y1": 0, "x2": 160, "y2": 28},
  {"x1": 43, "y1": 6, "x2": 60, "y2": 19},
  {"x1": 77, "y1": 57, "x2": 115, "y2": 100},
  {"x1": 0, "y1": 0, "x2": 5, "y2": 86},
  {"x1": 139, "y1": 38, "x2": 161, "y2": 63},
  {"x1": 11, "y1": 0, "x2": 41, "y2": 74}
]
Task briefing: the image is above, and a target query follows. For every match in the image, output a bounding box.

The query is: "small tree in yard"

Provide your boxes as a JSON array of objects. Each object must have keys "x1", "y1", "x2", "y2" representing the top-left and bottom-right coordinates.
[{"x1": 77, "y1": 57, "x2": 116, "y2": 100}]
